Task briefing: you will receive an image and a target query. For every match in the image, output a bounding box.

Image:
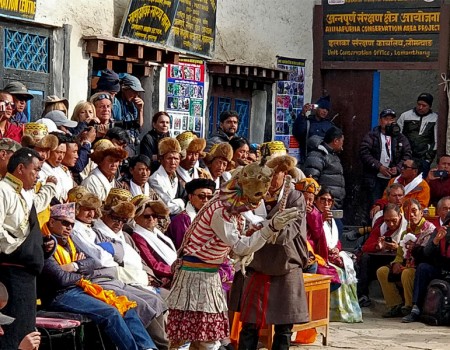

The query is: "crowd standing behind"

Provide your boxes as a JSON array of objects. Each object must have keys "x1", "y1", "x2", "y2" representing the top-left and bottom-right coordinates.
[{"x1": 0, "y1": 72, "x2": 449, "y2": 350}]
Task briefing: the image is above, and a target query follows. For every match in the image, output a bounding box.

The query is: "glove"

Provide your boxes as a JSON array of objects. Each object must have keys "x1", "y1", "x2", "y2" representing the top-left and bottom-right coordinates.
[{"x1": 269, "y1": 207, "x2": 299, "y2": 231}]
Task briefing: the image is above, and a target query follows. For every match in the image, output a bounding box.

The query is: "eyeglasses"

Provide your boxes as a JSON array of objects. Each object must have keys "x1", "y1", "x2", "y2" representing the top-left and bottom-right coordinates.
[
  {"x1": 142, "y1": 213, "x2": 160, "y2": 220},
  {"x1": 56, "y1": 219, "x2": 74, "y2": 228},
  {"x1": 92, "y1": 93, "x2": 112, "y2": 103},
  {"x1": 110, "y1": 215, "x2": 128, "y2": 224},
  {"x1": 318, "y1": 197, "x2": 334, "y2": 204},
  {"x1": 401, "y1": 164, "x2": 417, "y2": 170},
  {"x1": 193, "y1": 193, "x2": 213, "y2": 200},
  {"x1": 0, "y1": 100, "x2": 15, "y2": 108}
]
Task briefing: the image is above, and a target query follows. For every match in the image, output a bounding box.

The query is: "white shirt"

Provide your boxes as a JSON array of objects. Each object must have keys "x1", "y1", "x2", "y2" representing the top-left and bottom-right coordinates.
[
  {"x1": 149, "y1": 166, "x2": 185, "y2": 215},
  {"x1": 0, "y1": 174, "x2": 31, "y2": 254},
  {"x1": 71, "y1": 220, "x2": 118, "y2": 268},
  {"x1": 82, "y1": 168, "x2": 115, "y2": 202},
  {"x1": 40, "y1": 162, "x2": 75, "y2": 202},
  {"x1": 93, "y1": 219, "x2": 148, "y2": 285}
]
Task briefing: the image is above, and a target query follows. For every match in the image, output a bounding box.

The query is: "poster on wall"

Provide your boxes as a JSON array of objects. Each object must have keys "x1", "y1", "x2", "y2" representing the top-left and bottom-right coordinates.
[
  {"x1": 275, "y1": 57, "x2": 306, "y2": 159},
  {"x1": 166, "y1": 58, "x2": 205, "y2": 137}
]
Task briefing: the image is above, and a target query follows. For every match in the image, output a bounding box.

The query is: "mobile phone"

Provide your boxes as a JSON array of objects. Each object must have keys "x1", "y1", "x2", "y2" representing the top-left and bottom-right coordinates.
[
  {"x1": 0, "y1": 101, "x2": 5, "y2": 112},
  {"x1": 311, "y1": 104, "x2": 319, "y2": 109},
  {"x1": 385, "y1": 236, "x2": 393, "y2": 243},
  {"x1": 433, "y1": 170, "x2": 448, "y2": 178}
]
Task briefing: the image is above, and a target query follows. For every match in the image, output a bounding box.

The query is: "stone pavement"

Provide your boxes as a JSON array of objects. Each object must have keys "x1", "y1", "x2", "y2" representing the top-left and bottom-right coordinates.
[{"x1": 290, "y1": 300, "x2": 450, "y2": 350}]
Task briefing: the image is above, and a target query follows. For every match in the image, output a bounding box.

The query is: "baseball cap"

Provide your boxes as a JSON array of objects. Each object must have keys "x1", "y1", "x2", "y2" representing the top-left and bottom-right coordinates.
[
  {"x1": 0, "y1": 283, "x2": 14, "y2": 326},
  {"x1": 380, "y1": 108, "x2": 396, "y2": 119},
  {"x1": 43, "y1": 110, "x2": 77, "y2": 128},
  {"x1": 0, "y1": 138, "x2": 21, "y2": 152},
  {"x1": 121, "y1": 74, "x2": 145, "y2": 92}
]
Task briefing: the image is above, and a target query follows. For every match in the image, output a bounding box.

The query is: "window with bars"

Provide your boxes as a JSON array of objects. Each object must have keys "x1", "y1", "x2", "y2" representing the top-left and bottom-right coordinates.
[{"x1": 4, "y1": 28, "x2": 49, "y2": 72}]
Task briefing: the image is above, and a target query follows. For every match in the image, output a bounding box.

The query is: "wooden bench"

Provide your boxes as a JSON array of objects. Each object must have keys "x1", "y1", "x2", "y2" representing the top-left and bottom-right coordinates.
[{"x1": 261, "y1": 273, "x2": 331, "y2": 349}]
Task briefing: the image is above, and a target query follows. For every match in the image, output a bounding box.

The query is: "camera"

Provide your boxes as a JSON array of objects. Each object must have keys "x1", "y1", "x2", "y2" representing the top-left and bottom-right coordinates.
[
  {"x1": 311, "y1": 104, "x2": 319, "y2": 110},
  {"x1": 384, "y1": 236, "x2": 393, "y2": 243},
  {"x1": 385, "y1": 122, "x2": 401, "y2": 137},
  {"x1": 112, "y1": 120, "x2": 140, "y2": 130},
  {"x1": 433, "y1": 170, "x2": 448, "y2": 178},
  {"x1": 331, "y1": 209, "x2": 343, "y2": 219}
]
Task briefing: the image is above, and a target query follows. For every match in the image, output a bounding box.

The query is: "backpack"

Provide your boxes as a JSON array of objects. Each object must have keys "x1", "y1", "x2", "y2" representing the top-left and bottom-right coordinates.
[{"x1": 420, "y1": 279, "x2": 450, "y2": 326}]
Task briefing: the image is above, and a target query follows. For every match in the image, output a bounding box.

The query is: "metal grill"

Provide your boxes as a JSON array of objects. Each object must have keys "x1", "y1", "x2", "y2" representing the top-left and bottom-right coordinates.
[{"x1": 4, "y1": 29, "x2": 49, "y2": 72}]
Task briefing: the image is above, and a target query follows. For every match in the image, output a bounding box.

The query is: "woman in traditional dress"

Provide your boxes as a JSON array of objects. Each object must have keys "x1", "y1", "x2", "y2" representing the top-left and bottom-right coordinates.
[{"x1": 314, "y1": 187, "x2": 362, "y2": 323}]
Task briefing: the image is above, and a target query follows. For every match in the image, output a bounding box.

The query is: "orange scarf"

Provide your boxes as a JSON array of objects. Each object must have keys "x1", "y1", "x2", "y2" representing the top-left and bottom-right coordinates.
[{"x1": 53, "y1": 236, "x2": 137, "y2": 316}]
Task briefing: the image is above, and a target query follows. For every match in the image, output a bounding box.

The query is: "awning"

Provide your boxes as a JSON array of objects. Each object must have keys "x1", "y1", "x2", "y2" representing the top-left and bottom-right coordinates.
[
  {"x1": 207, "y1": 61, "x2": 289, "y2": 89},
  {"x1": 83, "y1": 35, "x2": 180, "y2": 76}
]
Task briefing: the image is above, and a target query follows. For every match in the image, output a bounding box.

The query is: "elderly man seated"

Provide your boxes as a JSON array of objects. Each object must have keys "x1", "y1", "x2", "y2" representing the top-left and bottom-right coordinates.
[
  {"x1": 131, "y1": 196, "x2": 175, "y2": 287},
  {"x1": 68, "y1": 186, "x2": 169, "y2": 350},
  {"x1": 149, "y1": 138, "x2": 187, "y2": 215},
  {"x1": 203, "y1": 143, "x2": 233, "y2": 190},
  {"x1": 81, "y1": 139, "x2": 128, "y2": 201},
  {"x1": 38, "y1": 203, "x2": 157, "y2": 350}
]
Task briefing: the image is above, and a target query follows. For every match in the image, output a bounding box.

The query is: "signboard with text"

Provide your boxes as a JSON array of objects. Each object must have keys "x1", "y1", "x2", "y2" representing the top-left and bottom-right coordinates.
[
  {"x1": 119, "y1": 0, "x2": 216, "y2": 58},
  {"x1": 0, "y1": 0, "x2": 36, "y2": 20},
  {"x1": 323, "y1": 0, "x2": 441, "y2": 62}
]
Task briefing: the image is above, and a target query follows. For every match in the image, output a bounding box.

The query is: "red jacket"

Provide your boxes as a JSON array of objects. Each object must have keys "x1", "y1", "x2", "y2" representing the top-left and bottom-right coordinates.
[{"x1": 0, "y1": 121, "x2": 23, "y2": 143}]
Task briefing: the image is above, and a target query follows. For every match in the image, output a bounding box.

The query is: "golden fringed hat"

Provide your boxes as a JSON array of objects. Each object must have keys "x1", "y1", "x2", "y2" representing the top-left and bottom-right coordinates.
[
  {"x1": 295, "y1": 176, "x2": 321, "y2": 195},
  {"x1": 91, "y1": 139, "x2": 128, "y2": 164},
  {"x1": 204, "y1": 143, "x2": 234, "y2": 166},
  {"x1": 158, "y1": 137, "x2": 181, "y2": 156},
  {"x1": 103, "y1": 188, "x2": 135, "y2": 219},
  {"x1": 261, "y1": 141, "x2": 287, "y2": 157},
  {"x1": 67, "y1": 186, "x2": 103, "y2": 218},
  {"x1": 176, "y1": 131, "x2": 206, "y2": 159},
  {"x1": 21, "y1": 122, "x2": 59, "y2": 150},
  {"x1": 131, "y1": 195, "x2": 170, "y2": 218}
]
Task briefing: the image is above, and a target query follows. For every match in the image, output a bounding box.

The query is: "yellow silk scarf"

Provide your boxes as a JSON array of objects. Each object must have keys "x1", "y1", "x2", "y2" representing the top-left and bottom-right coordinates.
[{"x1": 53, "y1": 235, "x2": 137, "y2": 316}]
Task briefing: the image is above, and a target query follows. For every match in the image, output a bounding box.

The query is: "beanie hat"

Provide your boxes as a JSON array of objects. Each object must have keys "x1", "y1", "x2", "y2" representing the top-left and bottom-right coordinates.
[
  {"x1": 316, "y1": 95, "x2": 331, "y2": 111},
  {"x1": 417, "y1": 93, "x2": 433, "y2": 107},
  {"x1": 97, "y1": 69, "x2": 120, "y2": 93}
]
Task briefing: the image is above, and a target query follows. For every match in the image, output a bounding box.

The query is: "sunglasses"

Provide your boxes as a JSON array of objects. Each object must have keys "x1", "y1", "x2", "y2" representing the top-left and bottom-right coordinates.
[
  {"x1": 142, "y1": 213, "x2": 161, "y2": 220},
  {"x1": 318, "y1": 197, "x2": 334, "y2": 204},
  {"x1": 0, "y1": 100, "x2": 15, "y2": 108},
  {"x1": 194, "y1": 193, "x2": 213, "y2": 200},
  {"x1": 92, "y1": 93, "x2": 112, "y2": 103},
  {"x1": 56, "y1": 219, "x2": 74, "y2": 228},
  {"x1": 110, "y1": 215, "x2": 128, "y2": 224}
]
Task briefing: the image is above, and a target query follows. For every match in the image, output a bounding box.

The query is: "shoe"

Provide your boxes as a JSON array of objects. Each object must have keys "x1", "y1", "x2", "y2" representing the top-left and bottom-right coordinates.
[
  {"x1": 402, "y1": 311, "x2": 420, "y2": 323},
  {"x1": 402, "y1": 305, "x2": 420, "y2": 323},
  {"x1": 401, "y1": 305, "x2": 412, "y2": 316},
  {"x1": 358, "y1": 295, "x2": 372, "y2": 307},
  {"x1": 382, "y1": 304, "x2": 403, "y2": 318}
]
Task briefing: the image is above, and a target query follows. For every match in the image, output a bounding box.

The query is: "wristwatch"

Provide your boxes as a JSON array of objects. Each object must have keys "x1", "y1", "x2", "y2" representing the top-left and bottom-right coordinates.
[{"x1": 72, "y1": 262, "x2": 79, "y2": 272}]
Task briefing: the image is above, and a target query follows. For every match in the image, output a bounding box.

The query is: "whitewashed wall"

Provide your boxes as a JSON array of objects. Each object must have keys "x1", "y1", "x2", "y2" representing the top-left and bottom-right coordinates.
[
  {"x1": 33, "y1": 0, "x2": 126, "y2": 114},
  {"x1": 214, "y1": 0, "x2": 316, "y2": 103}
]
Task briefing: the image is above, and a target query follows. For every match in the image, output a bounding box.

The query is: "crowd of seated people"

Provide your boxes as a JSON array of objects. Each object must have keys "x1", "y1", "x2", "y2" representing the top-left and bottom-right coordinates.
[{"x1": 0, "y1": 78, "x2": 448, "y2": 350}]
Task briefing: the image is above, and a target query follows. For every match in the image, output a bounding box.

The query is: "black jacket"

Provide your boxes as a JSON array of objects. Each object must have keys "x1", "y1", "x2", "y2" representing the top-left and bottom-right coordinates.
[
  {"x1": 303, "y1": 142, "x2": 345, "y2": 209},
  {"x1": 140, "y1": 129, "x2": 170, "y2": 172},
  {"x1": 359, "y1": 126, "x2": 412, "y2": 180}
]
